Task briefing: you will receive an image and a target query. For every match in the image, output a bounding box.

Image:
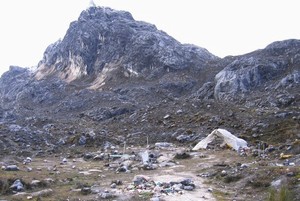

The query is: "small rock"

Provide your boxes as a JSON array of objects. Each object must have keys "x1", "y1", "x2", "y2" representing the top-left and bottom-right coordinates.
[
  {"x1": 271, "y1": 179, "x2": 282, "y2": 188},
  {"x1": 240, "y1": 164, "x2": 248, "y2": 169},
  {"x1": 31, "y1": 180, "x2": 41, "y2": 187},
  {"x1": 172, "y1": 183, "x2": 183, "y2": 192},
  {"x1": 221, "y1": 170, "x2": 227, "y2": 176},
  {"x1": 44, "y1": 178, "x2": 55, "y2": 184},
  {"x1": 81, "y1": 187, "x2": 92, "y2": 195},
  {"x1": 110, "y1": 183, "x2": 117, "y2": 188},
  {"x1": 133, "y1": 175, "x2": 150, "y2": 185},
  {"x1": 127, "y1": 184, "x2": 135, "y2": 190},
  {"x1": 27, "y1": 167, "x2": 33, "y2": 172},
  {"x1": 79, "y1": 135, "x2": 87, "y2": 145},
  {"x1": 62, "y1": 158, "x2": 67, "y2": 163},
  {"x1": 111, "y1": 180, "x2": 122, "y2": 185},
  {"x1": 174, "y1": 151, "x2": 191, "y2": 159},
  {"x1": 286, "y1": 172, "x2": 295, "y2": 177},
  {"x1": 150, "y1": 197, "x2": 160, "y2": 201},
  {"x1": 176, "y1": 109, "x2": 183, "y2": 114},
  {"x1": 208, "y1": 188, "x2": 213, "y2": 192},
  {"x1": 183, "y1": 185, "x2": 194, "y2": 191},
  {"x1": 99, "y1": 192, "x2": 115, "y2": 199},
  {"x1": 155, "y1": 142, "x2": 173, "y2": 148},
  {"x1": 23, "y1": 157, "x2": 32, "y2": 164},
  {"x1": 31, "y1": 189, "x2": 53, "y2": 198},
  {"x1": 176, "y1": 135, "x2": 192, "y2": 143},
  {"x1": 10, "y1": 179, "x2": 24, "y2": 191},
  {"x1": 116, "y1": 166, "x2": 128, "y2": 172},
  {"x1": 180, "y1": 179, "x2": 194, "y2": 187},
  {"x1": 5, "y1": 165, "x2": 19, "y2": 171},
  {"x1": 163, "y1": 114, "x2": 170, "y2": 119}
]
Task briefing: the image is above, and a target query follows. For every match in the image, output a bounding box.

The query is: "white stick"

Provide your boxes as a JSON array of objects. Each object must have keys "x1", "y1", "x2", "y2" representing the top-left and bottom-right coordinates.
[{"x1": 123, "y1": 141, "x2": 126, "y2": 154}]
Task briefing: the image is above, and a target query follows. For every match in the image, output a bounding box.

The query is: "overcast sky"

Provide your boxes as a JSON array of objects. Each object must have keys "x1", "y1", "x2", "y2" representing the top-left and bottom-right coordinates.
[{"x1": 0, "y1": 0, "x2": 299, "y2": 75}]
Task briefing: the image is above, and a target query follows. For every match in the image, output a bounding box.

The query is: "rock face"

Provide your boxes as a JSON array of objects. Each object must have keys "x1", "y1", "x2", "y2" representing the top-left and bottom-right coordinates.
[
  {"x1": 36, "y1": 7, "x2": 216, "y2": 86},
  {"x1": 0, "y1": 6, "x2": 299, "y2": 156},
  {"x1": 213, "y1": 39, "x2": 300, "y2": 101}
]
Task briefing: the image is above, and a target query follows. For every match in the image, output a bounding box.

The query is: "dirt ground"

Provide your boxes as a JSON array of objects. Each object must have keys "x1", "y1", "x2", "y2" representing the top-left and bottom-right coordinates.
[{"x1": 0, "y1": 144, "x2": 299, "y2": 201}]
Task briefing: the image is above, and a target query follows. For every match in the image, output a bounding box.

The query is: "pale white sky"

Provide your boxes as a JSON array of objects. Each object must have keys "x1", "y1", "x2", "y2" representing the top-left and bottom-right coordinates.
[{"x1": 0, "y1": 0, "x2": 299, "y2": 75}]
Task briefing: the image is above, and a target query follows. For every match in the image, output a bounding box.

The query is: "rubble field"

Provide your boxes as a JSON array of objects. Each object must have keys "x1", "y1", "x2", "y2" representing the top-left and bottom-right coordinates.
[{"x1": 1, "y1": 140, "x2": 299, "y2": 201}]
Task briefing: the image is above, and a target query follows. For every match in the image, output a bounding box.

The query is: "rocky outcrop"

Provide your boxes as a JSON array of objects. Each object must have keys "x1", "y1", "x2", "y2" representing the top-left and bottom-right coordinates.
[
  {"x1": 213, "y1": 39, "x2": 300, "y2": 101},
  {"x1": 36, "y1": 6, "x2": 216, "y2": 86}
]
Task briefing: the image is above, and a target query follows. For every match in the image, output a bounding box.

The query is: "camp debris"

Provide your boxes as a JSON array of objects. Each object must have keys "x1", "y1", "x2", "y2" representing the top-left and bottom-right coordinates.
[{"x1": 192, "y1": 128, "x2": 248, "y2": 151}]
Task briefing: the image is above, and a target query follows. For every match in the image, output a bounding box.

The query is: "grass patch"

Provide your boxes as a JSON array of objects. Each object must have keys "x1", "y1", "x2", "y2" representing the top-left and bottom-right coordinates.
[
  {"x1": 212, "y1": 189, "x2": 230, "y2": 201},
  {"x1": 267, "y1": 186, "x2": 294, "y2": 201},
  {"x1": 223, "y1": 174, "x2": 243, "y2": 183}
]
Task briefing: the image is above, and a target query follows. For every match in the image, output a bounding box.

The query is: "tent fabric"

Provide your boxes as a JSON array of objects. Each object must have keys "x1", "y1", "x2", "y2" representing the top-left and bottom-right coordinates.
[{"x1": 192, "y1": 128, "x2": 248, "y2": 151}]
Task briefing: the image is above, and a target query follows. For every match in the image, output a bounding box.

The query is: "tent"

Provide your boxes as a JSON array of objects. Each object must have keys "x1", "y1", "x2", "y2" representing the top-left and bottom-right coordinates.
[{"x1": 192, "y1": 128, "x2": 248, "y2": 151}]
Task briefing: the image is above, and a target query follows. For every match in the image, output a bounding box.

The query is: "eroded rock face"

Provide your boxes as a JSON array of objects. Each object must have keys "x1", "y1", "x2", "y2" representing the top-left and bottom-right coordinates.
[
  {"x1": 36, "y1": 6, "x2": 216, "y2": 85},
  {"x1": 213, "y1": 39, "x2": 300, "y2": 101}
]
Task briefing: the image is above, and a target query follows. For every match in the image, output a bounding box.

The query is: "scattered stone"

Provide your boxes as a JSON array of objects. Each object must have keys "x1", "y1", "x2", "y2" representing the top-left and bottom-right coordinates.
[
  {"x1": 139, "y1": 150, "x2": 150, "y2": 165},
  {"x1": 240, "y1": 163, "x2": 249, "y2": 169},
  {"x1": 150, "y1": 197, "x2": 160, "y2": 201},
  {"x1": 23, "y1": 157, "x2": 32, "y2": 164},
  {"x1": 31, "y1": 180, "x2": 42, "y2": 187},
  {"x1": 221, "y1": 170, "x2": 227, "y2": 176},
  {"x1": 27, "y1": 167, "x2": 33, "y2": 172},
  {"x1": 180, "y1": 179, "x2": 195, "y2": 188},
  {"x1": 91, "y1": 185, "x2": 102, "y2": 194},
  {"x1": 183, "y1": 185, "x2": 194, "y2": 191},
  {"x1": 116, "y1": 165, "x2": 129, "y2": 173},
  {"x1": 93, "y1": 154, "x2": 105, "y2": 160},
  {"x1": 271, "y1": 179, "x2": 281, "y2": 188},
  {"x1": 9, "y1": 124, "x2": 22, "y2": 132},
  {"x1": 44, "y1": 178, "x2": 55, "y2": 184},
  {"x1": 83, "y1": 153, "x2": 94, "y2": 160},
  {"x1": 111, "y1": 180, "x2": 123, "y2": 186},
  {"x1": 79, "y1": 135, "x2": 87, "y2": 145},
  {"x1": 174, "y1": 151, "x2": 191, "y2": 159},
  {"x1": 176, "y1": 134, "x2": 192, "y2": 143},
  {"x1": 5, "y1": 165, "x2": 19, "y2": 171},
  {"x1": 208, "y1": 188, "x2": 213, "y2": 192},
  {"x1": 31, "y1": 189, "x2": 53, "y2": 198},
  {"x1": 280, "y1": 153, "x2": 293, "y2": 159},
  {"x1": 10, "y1": 179, "x2": 24, "y2": 191},
  {"x1": 81, "y1": 187, "x2": 92, "y2": 195},
  {"x1": 155, "y1": 142, "x2": 173, "y2": 148},
  {"x1": 110, "y1": 183, "x2": 117, "y2": 188},
  {"x1": 163, "y1": 114, "x2": 171, "y2": 119},
  {"x1": 98, "y1": 191, "x2": 116, "y2": 199},
  {"x1": 133, "y1": 175, "x2": 151, "y2": 185}
]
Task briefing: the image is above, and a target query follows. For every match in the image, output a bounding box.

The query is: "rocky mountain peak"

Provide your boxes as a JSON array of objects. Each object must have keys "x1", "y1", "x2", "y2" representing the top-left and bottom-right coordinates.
[
  {"x1": 78, "y1": 6, "x2": 134, "y2": 22},
  {"x1": 35, "y1": 6, "x2": 217, "y2": 87}
]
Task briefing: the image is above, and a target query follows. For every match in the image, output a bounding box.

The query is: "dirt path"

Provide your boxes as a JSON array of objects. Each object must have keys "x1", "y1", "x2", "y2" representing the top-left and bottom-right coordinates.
[{"x1": 152, "y1": 170, "x2": 215, "y2": 201}]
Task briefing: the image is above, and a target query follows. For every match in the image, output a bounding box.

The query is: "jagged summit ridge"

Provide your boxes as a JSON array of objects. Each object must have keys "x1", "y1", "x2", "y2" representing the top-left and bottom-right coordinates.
[{"x1": 36, "y1": 6, "x2": 217, "y2": 86}]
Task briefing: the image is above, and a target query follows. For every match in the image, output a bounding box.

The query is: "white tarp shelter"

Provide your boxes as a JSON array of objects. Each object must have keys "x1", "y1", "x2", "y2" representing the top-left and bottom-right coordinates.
[{"x1": 192, "y1": 128, "x2": 248, "y2": 151}]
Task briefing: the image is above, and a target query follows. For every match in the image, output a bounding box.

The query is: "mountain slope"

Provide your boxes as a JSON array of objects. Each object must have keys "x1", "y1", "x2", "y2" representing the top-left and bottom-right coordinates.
[{"x1": 0, "y1": 6, "x2": 299, "y2": 155}]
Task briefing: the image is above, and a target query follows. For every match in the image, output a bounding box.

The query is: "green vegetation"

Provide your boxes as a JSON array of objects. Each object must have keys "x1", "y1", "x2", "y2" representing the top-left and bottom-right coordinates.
[{"x1": 267, "y1": 186, "x2": 294, "y2": 201}]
